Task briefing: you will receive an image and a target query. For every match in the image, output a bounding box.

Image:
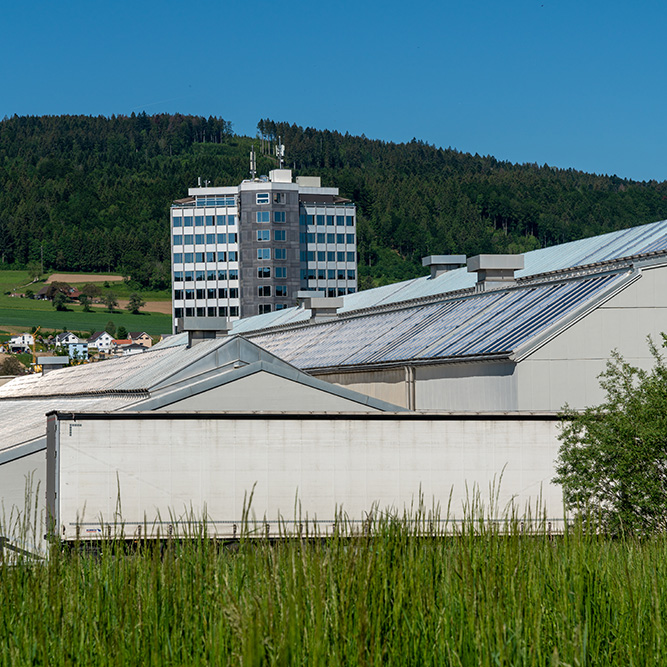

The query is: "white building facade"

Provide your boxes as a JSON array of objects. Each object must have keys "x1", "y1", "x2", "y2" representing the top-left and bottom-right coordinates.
[{"x1": 171, "y1": 169, "x2": 357, "y2": 324}]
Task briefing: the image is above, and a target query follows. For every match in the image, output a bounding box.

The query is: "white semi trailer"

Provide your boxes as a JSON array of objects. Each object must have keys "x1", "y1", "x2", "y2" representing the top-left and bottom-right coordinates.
[{"x1": 45, "y1": 411, "x2": 564, "y2": 543}]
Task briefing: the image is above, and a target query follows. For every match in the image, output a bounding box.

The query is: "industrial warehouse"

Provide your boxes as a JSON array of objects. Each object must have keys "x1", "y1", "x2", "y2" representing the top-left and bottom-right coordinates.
[{"x1": 3, "y1": 218, "x2": 667, "y2": 552}]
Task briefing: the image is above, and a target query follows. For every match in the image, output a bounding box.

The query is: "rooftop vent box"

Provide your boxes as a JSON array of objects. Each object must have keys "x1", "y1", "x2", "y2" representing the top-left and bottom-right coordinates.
[
  {"x1": 295, "y1": 176, "x2": 321, "y2": 188},
  {"x1": 467, "y1": 254, "x2": 524, "y2": 290},
  {"x1": 175, "y1": 316, "x2": 230, "y2": 346},
  {"x1": 269, "y1": 169, "x2": 292, "y2": 183},
  {"x1": 296, "y1": 291, "x2": 343, "y2": 321},
  {"x1": 422, "y1": 255, "x2": 466, "y2": 279},
  {"x1": 38, "y1": 356, "x2": 70, "y2": 376}
]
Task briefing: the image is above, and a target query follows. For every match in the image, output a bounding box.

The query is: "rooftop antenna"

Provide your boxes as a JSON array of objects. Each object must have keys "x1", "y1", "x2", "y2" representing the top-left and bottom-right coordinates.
[
  {"x1": 250, "y1": 144, "x2": 257, "y2": 179},
  {"x1": 198, "y1": 177, "x2": 202, "y2": 187},
  {"x1": 275, "y1": 136, "x2": 285, "y2": 169}
]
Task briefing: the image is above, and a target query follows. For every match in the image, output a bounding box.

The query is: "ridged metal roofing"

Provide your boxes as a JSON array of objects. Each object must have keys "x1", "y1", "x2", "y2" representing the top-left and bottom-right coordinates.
[
  {"x1": 247, "y1": 272, "x2": 627, "y2": 369},
  {"x1": 0, "y1": 339, "x2": 227, "y2": 399},
  {"x1": 230, "y1": 218, "x2": 667, "y2": 333}
]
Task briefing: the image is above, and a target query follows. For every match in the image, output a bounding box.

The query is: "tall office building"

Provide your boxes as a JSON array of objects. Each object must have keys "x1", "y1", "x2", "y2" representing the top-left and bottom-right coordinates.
[{"x1": 171, "y1": 169, "x2": 357, "y2": 322}]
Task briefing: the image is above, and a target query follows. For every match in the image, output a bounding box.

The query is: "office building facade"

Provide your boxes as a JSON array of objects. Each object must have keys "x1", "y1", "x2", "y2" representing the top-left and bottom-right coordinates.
[{"x1": 171, "y1": 169, "x2": 357, "y2": 322}]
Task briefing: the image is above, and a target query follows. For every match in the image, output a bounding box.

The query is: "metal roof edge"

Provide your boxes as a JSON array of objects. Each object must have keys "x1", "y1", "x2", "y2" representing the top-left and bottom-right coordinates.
[{"x1": 0, "y1": 437, "x2": 46, "y2": 466}]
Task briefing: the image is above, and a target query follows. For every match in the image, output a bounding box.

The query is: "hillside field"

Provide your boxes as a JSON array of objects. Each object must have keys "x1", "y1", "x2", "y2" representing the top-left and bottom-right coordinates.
[{"x1": 0, "y1": 271, "x2": 172, "y2": 335}]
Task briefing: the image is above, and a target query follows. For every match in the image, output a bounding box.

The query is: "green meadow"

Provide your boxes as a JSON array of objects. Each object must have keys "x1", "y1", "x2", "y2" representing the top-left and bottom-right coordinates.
[
  {"x1": 0, "y1": 271, "x2": 171, "y2": 335},
  {"x1": 2, "y1": 515, "x2": 667, "y2": 665}
]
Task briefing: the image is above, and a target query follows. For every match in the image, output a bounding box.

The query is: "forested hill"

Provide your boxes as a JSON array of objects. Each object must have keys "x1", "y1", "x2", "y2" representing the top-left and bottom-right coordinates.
[{"x1": 2, "y1": 113, "x2": 667, "y2": 290}]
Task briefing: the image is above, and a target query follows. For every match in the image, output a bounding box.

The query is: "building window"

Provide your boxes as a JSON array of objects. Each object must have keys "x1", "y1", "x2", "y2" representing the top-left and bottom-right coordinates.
[
  {"x1": 196, "y1": 307, "x2": 205, "y2": 316},
  {"x1": 184, "y1": 252, "x2": 194, "y2": 263},
  {"x1": 206, "y1": 215, "x2": 215, "y2": 226},
  {"x1": 347, "y1": 234, "x2": 355, "y2": 244},
  {"x1": 258, "y1": 286, "x2": 271, "y2": 297},
  {"x1": 257, "y1": 248, "x2": 271, "y2": 260},
  {"x1": 174, "y1": 289, "x2": 183, "y2": 300},
  {"x1": 207, "y1": 307, "x2": 217, "y2": 317},
  {"x1": 218, "y1": 269, "x2": 227, "y2": 280},
  {"x1": 195, "y1": 216, "x2": 204, "y2": 227},
  {"x1": 196, "y1": 288, "x2": 205, "y2": 299},
  {"x1": 217, "y1": 233, "x2": 227, "y2": 244},
  {"x1": 173, "y1": 235, "x2": 183, "y2": 246},
  {"x1": 183, "y1": 216, "x2": 193, "y2": 227},
  {"x1": 195, "y1": 252, "x2": 205, "y2": 263},
  {"x1": 258, "y1": 267, "x2": 271, "y2": 279},
  {"x1": 275, "y1": 285, "x2": 287, "y2": 297},
  {"x1": 185, "y1": 308, "x2": 194, "y2": 316},
  {"x1": 327, "y1": 215, "x2": 334, "y2": 226},
  {"x1": 348, "y1": 287, "x2": 356, "y2": 294},
  {"x1": 347, "y1": 251, "x2": 355, "y2": 262},
  {"x1": 256, "y1": 211, "x2": 270, "y2": 223},
  {"x1": 275, "y1": 267, "x2": 287, "y2": 278},
  {"x1": 206, "y1": 252, "x2": 216, "y2": 262},
  {"x1": 174, "y1": 271, "x2": 183, "y2": 282},
  {"x1": 346, "y1": 216, "x2": 354, "y2": 226},
  {"x1": 207, "y1": 288, "x2": 216, "y2": 299},
  {"x1": 256, "y1": 193, "x2": 269, "y2": 204},
  {"x1": 229, "y1": 287, "x2": 239, "y2": 298},
  {"x1": 328, "y1": 269, "x2": 335, "y2": 280},
  {"x1": 206, "y1": 234, "x2": 216, "y2": 244},
  {"x1": 337, "y1": 234, "x2": 345, "y2": 244},
  {"x1": 218, "y1": 306, "x2": 228, "y2": 317},
  {"x1": 274, "y1": 230, "x2": 286, "y2": 241},
  {"x1": 276, "y1": 303, "x2": 287, "y2": 310},
  {"x1": 207, "y1": 269, "x2": 217, "y2": 280},
  {"x1": 230, "y1": 306, "x2": 239, "y2": 317},
  {"x1": 184, "y1": 271, "x2": 194, "y2": 282},
  {"x1": 273, "y1": 192, "x2": 285, "y2": 204},
  {"x1": 217, "y1": 251, "x2": 227, "y2": 262},
  {"x1": 338, "y1": 270, "x2": 346, "y2": 280},
  {"x1": 228, "y1": 233, "x2": 238, "y2": 243},
  {"x1": 326, "y1": 233, "x2": 335, "y2": 244},
  {"x1": 337, "y1": 252, "x2": 345, "y2": 262},
  {"x1": 307, "y1": 215, "x2": 314, "y2": 225},
  {"x1": 173, "y1": 217, "x2": 182, "y2": 228},
  {"x1": 327, "y1": 251, "x2": 335, "y2": 262},
  {"x1": 259, "y1": 304, "x2": 272, "y2": 314},
  {"x1": 317, "y1": 251, "x2": 325, "y2": 262},
  {"x1": 257, "y1": 230, "x2": 270, "y2": 242},
  {"x1": 229, "y1": 269, "x2": 239, "y2": 280},
  {"x1": 228, "y1": 251, "x2": 238, "y2": 261},
  {"x1": 336, "y1": 216, "x2": 344, "y2": 226},
  {"x1": 227, "y1": 215, "x2": 235, "y2": 226},
  {"x1": 184, "y1": 234, "x2": 193, "y2": 245},
  {"x1": 173, "y1": 253, "x2": 183, "y2": 264},
  {"x1": 347, "y1": 269, "x2": 356, "y2": 279},
  {"x1": 299, "y1": 214, "x2": 307, "y2": 226},
  {"x1": 317, "y1": 215, "x2": 325, "y2": 225},
  {"x1": 185, "y1": 289, "x2": 195, "y2": 301},
  {"x1": 216, "y1": 215, "x2": 226, "y2": 225},
  {"x1": 175, "y1": 308, "x2": 183, "y2": 318},
  {"x1": 274, "y1": 211, "x2": 286, "y2": 222},
  {"x1": 317, "y1": 233, "x2": 325, "y2": 244},
  {"x1": 274, "y1": 248, "x2": 286, "y2": 260},
  {"x1": 218, "y1": 287, "x2": 228, "y2": 298},
  {"x1": 317, "y1": 269, "x2": 325, "y2": 280},
  {"x1": 195, "y1": 234, "x2": 205, "y2": 244}
]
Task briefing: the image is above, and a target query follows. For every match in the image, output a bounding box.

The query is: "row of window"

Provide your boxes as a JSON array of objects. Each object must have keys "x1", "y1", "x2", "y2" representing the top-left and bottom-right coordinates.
[
  {"x1": 301, "y1": 269, "x2": 356, "y2": 281},
  {"x1": 174, "y1": 251, "x2": 238, "y2": 263},
  {"x1": 300, "y1": 214, "x2": 354, "y2": 227},
  {"x1": 256, "y1": 193, "x2": 287, "y2": 205},
  {"x1": 173, "y1": 233, "x2": 238, "y2": 246},
  {"x1": 193, "y1": 196, "x2": 236, "y2": 207},
  {"x1": 258, "y1": 267, "x2": 287, "y2": 279},
  {"x1": 175, "y1": 288, "x2": 240, "y2": 301},
  {"x1": 175, "y1": 306, "x2": 240, "y2": 318},
  {"x1": 256, "y1": 211, "x2": 286, "y2": 223},
  {"x1": 174, "y1": 269, "x2": 239, "y2": 282},
  {"x1": 301, "y1": 232, "x2": 355, "y2": 245},
  {"x1": 257, "y1": 248, "x2": 287, "y2": 260},
  {"x1": 257, "y1": 229, "x2": 286, "y2": 241},
  {"x1": 172, "y1": 214, "x2": 236, "y2": 228},
  {"x1": 257, "y1": 285, "x2": 288, "y2": 297},
  {"x1": 301, "y1": 251, "x2": 356, "y2": 263}
]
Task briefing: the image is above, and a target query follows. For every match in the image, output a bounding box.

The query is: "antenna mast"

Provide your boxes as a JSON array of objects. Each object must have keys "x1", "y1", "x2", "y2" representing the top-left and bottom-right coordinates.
[
  {"x1": 250, "y1": 145, "x2": 257, "y2": 179},
  {"x1": 275, "y1": 136, "x2": 285, "y2": 169}
]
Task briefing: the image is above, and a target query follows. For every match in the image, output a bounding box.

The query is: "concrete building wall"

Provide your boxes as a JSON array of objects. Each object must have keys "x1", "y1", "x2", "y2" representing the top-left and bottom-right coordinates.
[
  {"x1": 51, "y1": 414, "x2": 563, "y2": 541},
  {"x1": 517, "y1": 265, "x2": 667, "y2": 410},
  {"x1": 0, "y1": 449, "x2": 46, "y2": 549},
  {"x1": 313, "y1": 369, "x2": 408, "y2": 408},
  {"x1": 155, "y1": 371, "x2": 383, "y2": 413}
]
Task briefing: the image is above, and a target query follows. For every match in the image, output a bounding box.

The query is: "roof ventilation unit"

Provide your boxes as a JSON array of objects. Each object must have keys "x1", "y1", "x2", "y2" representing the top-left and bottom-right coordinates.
[
  {"x1": 175, "y1": 316, "x2": 230, "y2": 347},
  {"x1": 296, "y1": 291, "x2": 343, "y2": 322},
  {"x1": 38, "y1": 356, "x2": 70, "y2": 376},
  {"x1": 421, "y1": 255, "x2": 467, "y2": 279},
  {"x1": 467, "y1": 254, "x2": 524, "y2": 292}
]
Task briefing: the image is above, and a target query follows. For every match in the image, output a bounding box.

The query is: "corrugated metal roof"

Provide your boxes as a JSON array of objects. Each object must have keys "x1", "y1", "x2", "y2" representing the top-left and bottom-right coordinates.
[
  {"x1": 248, "y1": 272, "x2": 627, "y2": 369},
  {"x1": 229, "y1": 218, "x2": 667, "y2": 334}
]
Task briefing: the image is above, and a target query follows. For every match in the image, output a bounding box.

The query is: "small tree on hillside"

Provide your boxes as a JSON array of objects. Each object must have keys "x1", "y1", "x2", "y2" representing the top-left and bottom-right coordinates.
[
  {"x1": 105, "y1": 321, "x2": 116, "y2": 337},
  {"x1": 116, "y1": 326, "x2": 128, "y2": 340},
  {"x1": 127, "y1": 292, "x2": 146, "y2": 314},
  {"x1": 52, "y1": 292, "x2": 68, "y2": 311},
  {"x1": 554, "y1": 335, "x2": 667, "y2": 536},
  {"x1": 79, "y1": 294, "x2": 92, "y2": 312},
  {"x1": 103, "y1": 292, "x2": 118, "y2": 313},
  {"x1": 0, "y1": 356, "x2": 24, "y2": 376}
]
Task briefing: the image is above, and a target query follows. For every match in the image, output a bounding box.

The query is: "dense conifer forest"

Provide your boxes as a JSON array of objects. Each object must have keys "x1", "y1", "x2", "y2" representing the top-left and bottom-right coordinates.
[{"x1": 2, "y1": 113, "x2": 667, "y2": 290}]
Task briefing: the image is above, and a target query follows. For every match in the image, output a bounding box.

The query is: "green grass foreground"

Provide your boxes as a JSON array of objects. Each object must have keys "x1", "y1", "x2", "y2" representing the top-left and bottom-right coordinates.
[{"x1": 2, "y1": 521, "x2": 666, "y2": 666}]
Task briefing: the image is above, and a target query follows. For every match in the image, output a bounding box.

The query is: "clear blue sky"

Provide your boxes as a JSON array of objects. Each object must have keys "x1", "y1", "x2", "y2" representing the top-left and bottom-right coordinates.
[{"x1": 2, "y1": 0, "x2": 666, "y2": 181}]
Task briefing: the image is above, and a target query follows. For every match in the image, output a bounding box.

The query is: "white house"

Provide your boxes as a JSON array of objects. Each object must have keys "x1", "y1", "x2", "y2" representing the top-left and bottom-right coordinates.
[
  {"x1": 8, "y1": 333, "x2": 34, "y2": 352},
  {"x1": 88, "y1": 331, "x2": 114, "y2": 354},
  {"x1": 53, "y1": 332, "x2": 80, "y2": 348}
]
